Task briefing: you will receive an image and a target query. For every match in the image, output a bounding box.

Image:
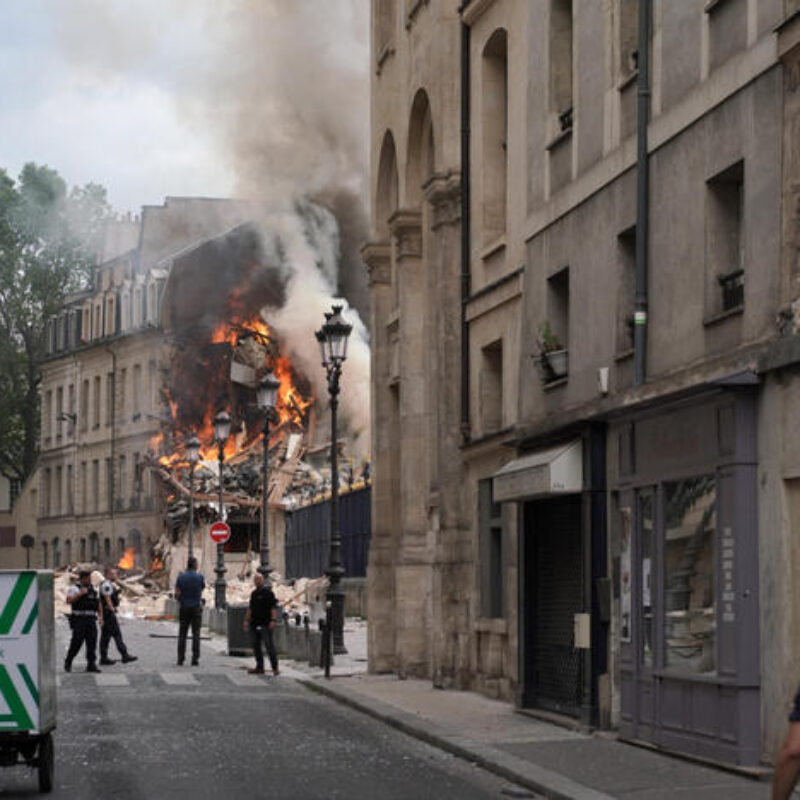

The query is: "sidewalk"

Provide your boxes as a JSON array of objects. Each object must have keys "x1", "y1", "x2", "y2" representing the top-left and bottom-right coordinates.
[{"x1": 280, "y1": 621, "x2": 772, "y2": 800}]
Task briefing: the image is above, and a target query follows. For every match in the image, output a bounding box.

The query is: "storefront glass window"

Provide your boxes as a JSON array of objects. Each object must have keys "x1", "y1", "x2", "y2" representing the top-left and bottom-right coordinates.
[
  {"x1": 639, "y1": 491, "x2": 654, "y2": 668},
  {"x1": 663, "y1": 475, "x2": 716, "y2": 675}
]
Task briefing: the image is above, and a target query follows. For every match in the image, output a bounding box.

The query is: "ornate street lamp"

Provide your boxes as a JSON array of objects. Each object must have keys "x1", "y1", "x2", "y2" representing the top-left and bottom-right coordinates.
[
  {"x1": 213, "y1": 410, "x2": 231, "y2": 609},
  {"x1": 315, "y1": 305, "x2": 352, "y2": 654},
  {"x1": 185, "y1": 434, "x2": 201, "y2": 564},
  {"x1": 256, "y1": 369, "x2": 280, "y2": 582}
]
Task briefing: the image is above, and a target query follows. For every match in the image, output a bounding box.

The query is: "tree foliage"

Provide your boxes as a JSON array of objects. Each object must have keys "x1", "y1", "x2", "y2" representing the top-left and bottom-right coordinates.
[{"x1": 0, "y1": 163, "x2": 112, "y2": 484}]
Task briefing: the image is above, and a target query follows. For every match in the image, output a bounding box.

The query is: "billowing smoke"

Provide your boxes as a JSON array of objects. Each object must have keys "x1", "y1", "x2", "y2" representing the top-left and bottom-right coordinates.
[
  {"x1": 55, "y1": 0, "x2": 372, "y2": 457},
  {"x1": 189, "y1": 1, "x2": 371, "y2": 457}
]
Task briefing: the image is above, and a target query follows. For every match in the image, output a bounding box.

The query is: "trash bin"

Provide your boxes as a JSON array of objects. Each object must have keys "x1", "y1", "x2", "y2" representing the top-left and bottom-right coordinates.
[{"x1": 226, "y1": 604, "x2": 252, "y2": 656}]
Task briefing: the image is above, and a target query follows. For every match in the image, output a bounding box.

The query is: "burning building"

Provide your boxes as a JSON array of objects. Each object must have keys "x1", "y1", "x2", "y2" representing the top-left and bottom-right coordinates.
[{"x1": 37, "y1": 195, "x2": 370, "y2": 585}]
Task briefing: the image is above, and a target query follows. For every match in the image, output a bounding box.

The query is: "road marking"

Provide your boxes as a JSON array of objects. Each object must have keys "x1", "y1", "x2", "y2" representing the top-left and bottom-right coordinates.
[
  {"x1": 160, "y1": 672, "x2": 198, "y2": 686},
  {"x1": 226, "y1": 672, "x2": 268, "y2": 686},
  {"x1": 95, "y1": 674, "x2": 129, "y2": 687}
]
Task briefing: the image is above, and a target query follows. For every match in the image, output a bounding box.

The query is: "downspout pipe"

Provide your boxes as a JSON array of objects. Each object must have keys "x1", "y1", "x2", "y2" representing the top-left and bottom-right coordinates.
[
  {"x1": 634, "y1": 0, "x2": 651, "y2": 388},
  {"x1": 459, "y1": 13, "x2": 472, "y2": 440}
]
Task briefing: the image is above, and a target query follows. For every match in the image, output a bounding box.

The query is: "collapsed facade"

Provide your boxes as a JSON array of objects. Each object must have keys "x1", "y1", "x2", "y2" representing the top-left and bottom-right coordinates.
[
  {"x1": 365, "y1": 0, "x2": 800, "y2": 768},
  {"x1": 37, "y1": 196, "x2": 368, "y2": 585}
]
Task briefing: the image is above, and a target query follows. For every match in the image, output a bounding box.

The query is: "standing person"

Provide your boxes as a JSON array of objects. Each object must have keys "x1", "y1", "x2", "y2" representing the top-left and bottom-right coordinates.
[
  {"x1": 243, "y1": 573, "x2": 279, "y2": 676},
  {"x1": 174, "y1": 556, "x2": 205, "y2": 666},
  {"x1": 773, "y1": 688, "x2": 800, "y2": 799},
  {"x1": 99, "y1": 566, "x2": 138, "y2": 666},
  {"x1": 64, "y1": 570, "x2": 102, "y2": 673}
]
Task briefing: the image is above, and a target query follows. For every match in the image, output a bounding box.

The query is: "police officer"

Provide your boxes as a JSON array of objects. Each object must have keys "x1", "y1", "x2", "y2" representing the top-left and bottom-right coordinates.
[
  {"x1": 64, "y1": 570, "x2": 102, "y2": 673},
  {"x1": 99, "y1": 567, "x2": 138, "y2": 666}
]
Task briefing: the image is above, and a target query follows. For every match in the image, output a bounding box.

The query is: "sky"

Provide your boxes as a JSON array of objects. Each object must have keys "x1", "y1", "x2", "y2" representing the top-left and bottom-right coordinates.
[{"x1": 0, "y1": 0, "x2": 369, "y2": 216}]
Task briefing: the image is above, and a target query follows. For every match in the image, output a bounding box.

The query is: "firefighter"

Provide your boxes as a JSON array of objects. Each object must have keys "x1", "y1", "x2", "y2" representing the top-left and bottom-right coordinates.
[
  {"x1": 99, "y1": 566, "x2": 138, "y2": 666},
  {"x1": 64, "y1": 569, "x2": 102, "y2": 673}
]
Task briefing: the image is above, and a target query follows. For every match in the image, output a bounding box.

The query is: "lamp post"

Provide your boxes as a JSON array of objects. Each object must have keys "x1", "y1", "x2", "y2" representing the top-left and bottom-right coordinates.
[
  {"x1": 213, "y1": 410, "x2": 231, "y2": 610},
  {"x1": 315, "y1": 304, "x2": 352, "y2": 655},
  {"x1": 185, "y1": 434, "x2": 201, "y2": 564},
  {"x1": 256, "y1": 369, "x2": 280, "y2": 582}
]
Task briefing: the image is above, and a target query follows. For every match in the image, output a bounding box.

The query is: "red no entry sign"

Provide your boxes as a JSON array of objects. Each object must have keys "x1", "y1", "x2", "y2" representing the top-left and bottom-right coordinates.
[{"x1": 209, "y1": 521, "x2": 231, "y2": 544}]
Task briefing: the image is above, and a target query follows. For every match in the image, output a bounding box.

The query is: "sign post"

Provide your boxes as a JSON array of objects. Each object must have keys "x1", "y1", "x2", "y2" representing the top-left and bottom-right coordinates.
[{"x1": 209, "y1": 522, "x2": 231, "y2": 545}]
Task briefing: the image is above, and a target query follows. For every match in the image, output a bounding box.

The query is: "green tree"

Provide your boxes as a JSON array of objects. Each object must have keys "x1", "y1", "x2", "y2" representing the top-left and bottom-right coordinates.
[{"x1": 0, "y1": 163, "x2": 112, "y2": 484}]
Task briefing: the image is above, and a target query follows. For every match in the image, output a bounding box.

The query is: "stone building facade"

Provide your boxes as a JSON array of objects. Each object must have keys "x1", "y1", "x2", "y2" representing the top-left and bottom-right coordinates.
[
  {"x1": 365, "y1": 0, "x2": 800, "y2": 767},
  {"x1": 37, "y1": 198, "x2": 248, "y2": 572}
]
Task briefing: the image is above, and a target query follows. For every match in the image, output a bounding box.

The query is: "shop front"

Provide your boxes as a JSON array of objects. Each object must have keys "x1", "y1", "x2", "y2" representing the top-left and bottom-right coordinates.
[{"x1": 611, "y1": 388, "x2": 759, "y2": 766}]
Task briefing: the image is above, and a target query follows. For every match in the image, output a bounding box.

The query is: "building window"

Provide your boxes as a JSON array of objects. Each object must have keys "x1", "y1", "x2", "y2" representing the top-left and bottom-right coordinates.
[
  {"x1": 133, "y1": 452, "x2": 142, "y2": 508},
  {"x1": 120, "y1": 368, "x2": 127, "y2": 420},
  {"x1": 550, "y1": 0, "x2": 573, "y2": 127},
  {"x1": 80, "y1": 538, "x2": 86, "y2": 561},
  {"x1": 706, "y1": 161, "x2": 744, "y2": 317},
  {"x1": 80, "y1": 461, "x2": 87, "y2": 515},
  {"x1": 707, "y1": 0, "x2": 746, "y2": 73},
  {"x1": 52, "y1": 537, "x2": 60, "y2": 568},
  {"x1": 66, "y1": 464, "x2": 73, "y2": 515},
  {"x1": 547, "y1": 266, "x2": 570, "y2": 352},
  {"x1": 42, "y1": 468, "x2": 51, "y2": 517},
  {"x1": 68, "y1": 383, "x2": 75, "y2": 421},
  {"x1": 106, "y1": 372, "x2": 115, "y2": 427},
  {"x1": 133, "y1": 363, "x2": 142, "y2": 416},
  {"x1": 118, "y1": 537, "x2": 126, "y2": 557},
  {"x1": 663, "y1": 474, "x2": 716, "y2": 675},
  {"x1": 89, "y1": 532, "x2": 99, "y2": 562},
  {"x1": 44, "y1": 391, "x2": 52, "y2": 441},
  {"x1": 80, "y1": 379, "x2": 89, "y2": 432},
  {"x1": 481, "y1": 29, "x2": 508, "y2": 242},
  {"x1": 65, "y1": 539, "x2": 72, "y2": 565},
  {"x1": 616, "y1": 227, "x2": 636, "y2": 354},
  {"x1": 479, "y1": 479, "x2": 504, "y2": 619},
  {"x1": 56, "y1": 387, "x2": 63, "y2": 440},
  {"x1": 93, "y1": 376, "x2": 101, "y2": 428},
  {"x1": 55, "y1": 466, "x2": 62, "y2": 516},
  {"x1": 0, "y1": 527, "x2": 15, "y2": 547},
  {"x1": 104, "y1": 537, "x2": 111, "y2": 561},
  {"x1": 105, "y1": 457, "x2": 113, "y2": 513},
  {"x1": 619, "y1": 0, "x2": 639, "y2": 78},
  {"x1": 94, "y1": 303, "x2": 102, "y2": 340},
  {"x1": 42, "y1": 541, "x2": 48, "y2": 568},
  {"x1": 148, "y1": 360, "x2": 157, "y2": 414},
  {"x1": 479, "y1": 339, "x2": 503, "y2": 434},
  {"x1": 118, "y1": 455, "x2": 127, "y2": 510},
  {"x1": 92, "y1": 460, "x2": 100, "y2": 514}
]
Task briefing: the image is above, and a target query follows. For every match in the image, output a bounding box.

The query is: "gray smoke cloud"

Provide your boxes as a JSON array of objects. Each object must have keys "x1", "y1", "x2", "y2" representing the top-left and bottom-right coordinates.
[{"x1": 55, "y1": 0, "x2": 372, "y2": 458}]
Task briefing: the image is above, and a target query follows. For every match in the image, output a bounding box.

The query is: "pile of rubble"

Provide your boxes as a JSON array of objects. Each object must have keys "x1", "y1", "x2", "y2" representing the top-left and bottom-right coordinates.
[{"x1": 53, "y1": 562, "x2": 329, "y2": 622}]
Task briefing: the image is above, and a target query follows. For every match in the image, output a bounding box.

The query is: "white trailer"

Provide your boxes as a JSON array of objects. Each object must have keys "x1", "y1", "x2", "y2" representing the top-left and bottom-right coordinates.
[{"x1": 0, "y1": 570, "x2": 56, "y2": 793}]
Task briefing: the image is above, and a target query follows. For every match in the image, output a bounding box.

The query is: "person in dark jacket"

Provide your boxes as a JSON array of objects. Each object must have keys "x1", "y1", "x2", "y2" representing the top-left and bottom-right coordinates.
[
  {"x1": 64, "y1": 570, "x2": 102, "y2": 673},
  {"x1": 174, "y1": 557, "x2": 205, "y2": 666},
  {"x1": 99, "y1": 566, "x2": 138, "y2": 666},
  {"x1": 243, "y1": 573, "x2": 279, "y2": 676}
]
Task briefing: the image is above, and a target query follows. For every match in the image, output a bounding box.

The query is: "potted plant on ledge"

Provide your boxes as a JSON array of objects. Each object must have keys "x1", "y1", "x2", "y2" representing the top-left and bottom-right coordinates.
[{"x1": 537, "y1": 321, "x2": 568, "y2": 382}]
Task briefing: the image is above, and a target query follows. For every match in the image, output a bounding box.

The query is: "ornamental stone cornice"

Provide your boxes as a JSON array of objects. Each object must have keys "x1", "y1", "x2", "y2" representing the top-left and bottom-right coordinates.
[
  {"x1": 423, "y1": 171, "x2": 462, "y2": 230},
  {"x1": 360, "y1": 241, "x2": 392, "y2": 287},
  {"x1": 389, "y1": 209, "x2": 422, "y2": 260}
]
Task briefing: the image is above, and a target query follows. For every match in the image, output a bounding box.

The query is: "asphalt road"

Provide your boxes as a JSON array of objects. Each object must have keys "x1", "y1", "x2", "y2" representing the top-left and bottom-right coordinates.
[{"x1": 0, "y1": 618, "x2": 539, "y2": 799}]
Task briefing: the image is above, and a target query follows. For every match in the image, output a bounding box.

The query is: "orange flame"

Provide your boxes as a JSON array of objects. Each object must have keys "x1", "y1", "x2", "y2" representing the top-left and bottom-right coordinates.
[
  {"x1": 150, "y1": 314, "x2": 313, "y2": 468},
  {"x1": 117, "y1": 547, "x2": 135, "y2": 570},
  {"x1": 150, "y1": 556, "x2": 165, "y2": 572}
]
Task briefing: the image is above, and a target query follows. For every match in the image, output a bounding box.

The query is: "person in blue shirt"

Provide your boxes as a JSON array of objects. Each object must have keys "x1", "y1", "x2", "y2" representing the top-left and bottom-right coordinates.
[{"x1": 174, "y1": 557, "x2": 205, "y2": 666}]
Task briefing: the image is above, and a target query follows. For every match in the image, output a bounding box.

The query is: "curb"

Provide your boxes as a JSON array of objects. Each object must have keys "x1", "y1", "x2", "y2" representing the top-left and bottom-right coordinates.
[{"x1": 297, "y1": 676, "x2": 614, "y2": 800}]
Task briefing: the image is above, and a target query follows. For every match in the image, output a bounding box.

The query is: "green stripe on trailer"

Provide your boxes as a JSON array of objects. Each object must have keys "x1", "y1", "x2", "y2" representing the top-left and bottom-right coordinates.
[
  {"x1": 18, "y1": 663, "x2": 38, "y2": 707},
  {"x1": 0, "y1": 572, "x2": 35, "y2": 634},
  {"x1": 0, "y1": 665, "x2": 34, "y2": 730},
  {"x1": 21, "y1": 601, "x2": 38, "y2": 635}
]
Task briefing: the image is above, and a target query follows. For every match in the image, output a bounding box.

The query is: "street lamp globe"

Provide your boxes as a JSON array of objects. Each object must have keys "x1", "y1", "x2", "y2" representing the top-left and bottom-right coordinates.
[
  {"x1": 213, "y1": 410, "x2": 231, "y2": 443},
  {"x1": 316, "y1": 305, "x2": 353, "y2": 365},
  {"x1": 186, "y1": 434, "x2": 201, "y2": 464},
  {"x1": 257, "y1": 370, "x2": 280, "y2": 411}
]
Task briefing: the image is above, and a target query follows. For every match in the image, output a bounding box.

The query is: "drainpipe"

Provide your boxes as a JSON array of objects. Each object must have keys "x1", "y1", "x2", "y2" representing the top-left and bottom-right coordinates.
[
  {"x1": 634, "y1": 0, "x2": 651, "y2": 388},
  {"x1": 460, "y1": 13, "x2": 472, "y2": 440}
]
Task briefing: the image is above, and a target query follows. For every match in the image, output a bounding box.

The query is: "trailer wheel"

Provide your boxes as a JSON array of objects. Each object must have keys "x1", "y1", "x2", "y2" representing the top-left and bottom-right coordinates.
[{"x1": 37, "y1": 733, "x2": 53, "y2": 793}]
